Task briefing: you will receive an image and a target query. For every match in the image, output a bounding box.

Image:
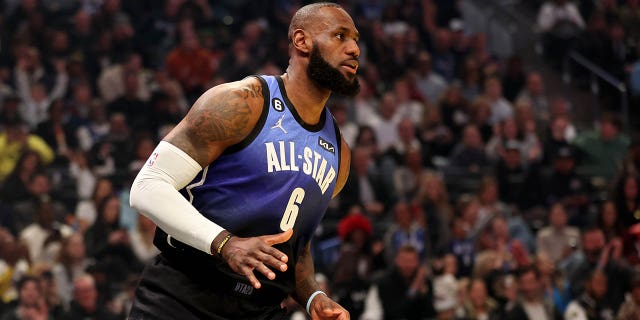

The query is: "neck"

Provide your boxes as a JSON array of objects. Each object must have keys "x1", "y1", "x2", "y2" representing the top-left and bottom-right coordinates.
[{"x1": 282, "y1": 67, "x2": 331, "y2": 125}]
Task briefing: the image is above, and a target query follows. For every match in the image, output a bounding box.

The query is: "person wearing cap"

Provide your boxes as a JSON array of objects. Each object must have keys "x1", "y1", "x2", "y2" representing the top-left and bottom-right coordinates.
[{"x1": 543, "y1": 145, "x2": 592, "y2": 227}]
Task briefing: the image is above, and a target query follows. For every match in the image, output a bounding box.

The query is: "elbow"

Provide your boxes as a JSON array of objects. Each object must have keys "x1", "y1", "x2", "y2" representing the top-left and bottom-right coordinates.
[{"x1": 129, "y1": 175, "x2": 146, "y2": 212}]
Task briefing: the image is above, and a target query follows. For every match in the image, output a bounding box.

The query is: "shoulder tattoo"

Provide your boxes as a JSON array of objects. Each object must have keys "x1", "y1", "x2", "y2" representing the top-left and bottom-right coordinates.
[{"x1": 188, "y1": 84, "x2": 262, "y2": 142}]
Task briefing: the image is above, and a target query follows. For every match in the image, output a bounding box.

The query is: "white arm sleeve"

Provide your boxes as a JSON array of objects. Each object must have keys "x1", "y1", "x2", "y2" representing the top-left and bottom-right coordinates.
[{"x1": 129, "y1": 141, "x2": 224, "y2": 254}]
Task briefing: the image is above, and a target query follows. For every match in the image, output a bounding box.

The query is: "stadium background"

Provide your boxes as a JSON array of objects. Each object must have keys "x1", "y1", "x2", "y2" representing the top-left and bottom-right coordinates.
[{"x1": 1, "y1": 0, "x2": 640, "y2": 319}]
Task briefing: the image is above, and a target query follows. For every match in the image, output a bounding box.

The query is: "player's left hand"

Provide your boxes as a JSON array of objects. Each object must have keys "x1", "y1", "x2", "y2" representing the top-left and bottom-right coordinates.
[{"x1": 309, "y1": 294, "x2": 349, "y2": 320}]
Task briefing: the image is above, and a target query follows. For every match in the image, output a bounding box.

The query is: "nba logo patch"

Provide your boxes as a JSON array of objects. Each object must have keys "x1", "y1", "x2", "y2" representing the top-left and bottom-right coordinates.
[{"x1": 147, "y1": 152, "x2": 159, "y2": 167}]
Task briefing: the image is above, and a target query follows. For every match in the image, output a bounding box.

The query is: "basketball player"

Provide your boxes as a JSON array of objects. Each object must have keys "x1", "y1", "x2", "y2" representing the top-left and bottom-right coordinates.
[{"x1": 128, "y1": 3, "x2": 358, "y2": 319}]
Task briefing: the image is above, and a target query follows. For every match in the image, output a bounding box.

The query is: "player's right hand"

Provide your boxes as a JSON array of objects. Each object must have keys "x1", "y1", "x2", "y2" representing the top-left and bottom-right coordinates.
[{"x1": 220, "y1": 229, "x2": 293, "y2": 289}]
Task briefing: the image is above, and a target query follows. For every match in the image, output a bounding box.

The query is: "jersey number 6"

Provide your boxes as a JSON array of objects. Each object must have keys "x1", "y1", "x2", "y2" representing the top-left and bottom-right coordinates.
[{"x1": 280, "y1": 187, "x2": 305, "y2": 231}]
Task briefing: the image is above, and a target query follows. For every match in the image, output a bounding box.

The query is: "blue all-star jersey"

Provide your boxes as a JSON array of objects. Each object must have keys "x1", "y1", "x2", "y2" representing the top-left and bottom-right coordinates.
[{"x1": 177, "y1": 75, "x2": 342, "y2": 295}]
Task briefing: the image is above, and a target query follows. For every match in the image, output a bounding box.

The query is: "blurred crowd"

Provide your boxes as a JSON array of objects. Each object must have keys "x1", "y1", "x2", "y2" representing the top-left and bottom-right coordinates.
[{"x1": 0, "y1": 0, "x2": 640, "y2": 319}]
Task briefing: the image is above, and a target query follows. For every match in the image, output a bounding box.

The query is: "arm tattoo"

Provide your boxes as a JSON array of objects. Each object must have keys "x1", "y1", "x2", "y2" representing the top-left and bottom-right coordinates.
[
  {"x1": 294, "y1": 244, "x2": 320, "y2": 305},
  {"x1": 171, "y1": 82, "x2": 263, "y2": 163}
]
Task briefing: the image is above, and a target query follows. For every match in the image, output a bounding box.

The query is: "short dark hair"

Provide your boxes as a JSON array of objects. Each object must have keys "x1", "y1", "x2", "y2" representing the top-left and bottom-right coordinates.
[{"x1": 288, "y1": 2, "x2": 343, "y2": 41}]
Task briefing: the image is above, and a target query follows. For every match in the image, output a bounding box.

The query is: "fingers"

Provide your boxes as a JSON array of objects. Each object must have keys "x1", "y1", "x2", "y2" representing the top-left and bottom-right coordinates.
[{"x1": 260, "y1": 228, "x2": 293, "y2": 246}]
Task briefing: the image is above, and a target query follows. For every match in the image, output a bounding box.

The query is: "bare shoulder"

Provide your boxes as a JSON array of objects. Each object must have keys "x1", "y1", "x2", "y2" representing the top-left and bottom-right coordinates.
[
  {"x1": 333, "y1": 137, "x2": 351, "y2": 198},
  {"x1": 164, "y1": 77, "x2": 265, "y2": 167}
]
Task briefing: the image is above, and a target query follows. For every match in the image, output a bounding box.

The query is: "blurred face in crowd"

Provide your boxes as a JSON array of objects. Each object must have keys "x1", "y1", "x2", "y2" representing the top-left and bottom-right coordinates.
[
  {"x1": 468, "y1": 279, "x2": 488, "y2": 308},
  {"x1": 484, "y1": 78, "x2": 502, "y2": 100},
  {"x1": 601, "y1": 201, "x2": 618, "y2": 229},
  {"x1": 352, "y1": 147, "x2": 371, "y2": 176},
  {"x1": 549, "y1": 204, "x2": 568, "y2": 229},
  {"x1": 518, "y1": 270, "x2": 540, "y2": 302},
  {"x1": 582, "y1": 229, "x2": 606, "y2": 263},
  {"x1": 587, "y1": 271, "x2": 607, "y2": 300},
  {"x1": 395, "y1": 248, "x2": 419, "y2": 281},
  {"x1": 65, "y1": 233, "x2": 86, "y2": 262},
  {"x1": 394, "y1": 202, "x2": 413, "y2": 229},
  {"x1": 600, "y1": 120, "x2": 619, "y2": 140},
  {"x1": 19, "y1": 279, "x2": 41, "y2": 307},
  {"x1": 379, "y1": 94, "x2": 396, "y2": 120},
  {"x1": 462, "y1": 125, "x2": 482, "y2": 149},
  {"x1": 526, "y1": 72, "x2": 544, "y2": 95},
  {"x1": 102, "y1": 196, "x2": 120, "y2": 225},
  {"x1": 74, "y1": 277, "x2": 97, "y2": 312},
  {"x1": 625, "y1": 176, "x2": 638, "y2": 199},
  {"x1": 397, "y1": 118, "x2": 415, "y2": 144}
]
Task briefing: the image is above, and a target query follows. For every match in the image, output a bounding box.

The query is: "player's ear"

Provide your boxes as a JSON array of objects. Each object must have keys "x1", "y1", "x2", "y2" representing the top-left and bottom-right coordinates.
[{"x1": 291, "y1": 29, "x2": 311, "y2": 54}]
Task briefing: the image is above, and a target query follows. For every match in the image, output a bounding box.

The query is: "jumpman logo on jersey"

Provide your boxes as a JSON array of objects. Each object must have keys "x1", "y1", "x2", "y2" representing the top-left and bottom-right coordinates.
[{"x1": 271, "y1": 115, "x2": 287, "y2": 134}]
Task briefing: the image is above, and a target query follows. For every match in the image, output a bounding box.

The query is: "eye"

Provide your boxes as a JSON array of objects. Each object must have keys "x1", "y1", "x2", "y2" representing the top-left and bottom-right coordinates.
[{"x1": 336, "y1": 33, "x2": 345, "y2": 40}]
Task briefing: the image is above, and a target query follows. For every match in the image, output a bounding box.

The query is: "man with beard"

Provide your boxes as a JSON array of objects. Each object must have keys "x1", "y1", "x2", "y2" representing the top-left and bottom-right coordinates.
[{"x1": 127, "y1": 3, "x2": 358, "y2": 320}]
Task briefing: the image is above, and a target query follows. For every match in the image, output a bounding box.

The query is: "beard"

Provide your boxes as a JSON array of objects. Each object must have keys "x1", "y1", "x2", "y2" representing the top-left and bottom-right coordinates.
[{"x1": 307, "y1": 45, "x2": 360, "y2": 97}]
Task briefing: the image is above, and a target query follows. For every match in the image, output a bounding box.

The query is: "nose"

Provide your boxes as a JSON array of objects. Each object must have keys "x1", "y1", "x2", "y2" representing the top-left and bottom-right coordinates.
[{"x1": 346, "y1": 39, "x2": 360, "y2": 59}]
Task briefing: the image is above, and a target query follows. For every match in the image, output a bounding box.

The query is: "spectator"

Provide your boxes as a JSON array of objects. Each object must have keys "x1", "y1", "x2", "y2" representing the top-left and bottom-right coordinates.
[
  {"x1": 468, "y1": 96, "x2": 493, "y2": 143},
  {"x1": 97, "y1": 53, "x2": 151, "y2": 104},
  {"x1": 0, "y1": 151, "x2": 43, "y2": 205},
  {"x1": 415, "y1": 172, "x2": 454, "y2": 256},
  {"x1": 34, "y1": 99, "x2": 77, "y2": 164},
  {"x1": 448, "y1": 215, "x2": 476, "y2": 278},
  {"x1": 537, "y1": 0, "x2": 585, "y2": 66},
  {"x1": 597, "y1": 200, "x2": 626, "y2": 243},
  {"x1": 15, "y1": 57, "x2": 68, "y2": 129},
  {"x1": 107, "y1": 71, "x2": 153, "y2": 132},
  {"x1": 612, "y1": 173, "x2": 640, "y2": 226},
  {"x1": 330, "y1": 102, "x2": 358, "y2": 148},
  {"x1": 393, "y1": 78, "x2": 425, "y2": 126},
  {"x1": 536, "y1": 203, "x2": 581, "y2": 264},
  {"x1": 448, "y1": 124, "x2": 489, "y2": 173},
  {"x1": 74, "y1": 177, "x2": 114, "y2": 232},
  {"x1": 61, "y1": 274, "x2": 118, "y2": 320},
  {"x1": 501, "y1": 56, "x2": 526, "y2": 103},
  {"x1": 516, "y1": 72, "x2": 550, "y2": 121},
  {"x1": 383, "y1": 118, "x2": 425, "y2": 168},
  {"x1": 392, "y1": 147, "x2": 430, "y2": 202},
  {"x1": 128, "y1": 214, "x2": 159, "y2": 265},
  {"x1": 564, "y1": 270, "x2": 613, "y2": 320},
  {"x1": 439, "y1": 84, "x2": 469, "y2": 139},
  {"x1": 165, "y1": 28, "x2": 216, "y2": 100},
  {"x1": 361, "y1": 245, "x2": 435, "y2": 320},
  {"x1": 13, "y1": 173, "x2": 68, "y2": 235},
  {"x1": 616, "y1": 273, "x2": 640, "y2": 320},
  {"x1": 483, "y1": 77, "x2": 513, "y2": 125},
  {"x1": 504, "y1": 266, "x2": 561, "y2": 320},
  {"x1": 432, "y1": 254, "x2": 460, "y2": 319},
  {"x1": 341, "y1": 147, "x2": 394, "y2": 217},
  {"x1": 84, "y1": 195, "x2": 139, "y2": 286},
  {"x1": 19, "y1": 199, "x2": 73, "y2": 263},
  {"x1": 0, "y1": 118, "x2": 54, "y2": 182},
  {"x1": 414, "y1": 51, "x2": 447, "y2": 105},
  {"x1": 419, "y1": 105, "x2": 455, "y2": 158},
  {"x1": 573, "y1": 113, "x2": 630, "y2": 181},
  {"x1": 460, "y1": 278, "x2": 499, "y2": 320},
  {"x1": 0, "y1": 276, "x2": 52, "y2": 320},
  {"x1": 536, "y1": 254, "x2": 571, "y2": 315},
  {"x1": 374, "y1": 92, "x2": 402, "y2": 154},
  {"x1": 51, "y1": 232, "x2": 94, "y2": 309},
  {"x1": 383, "y1": 201, "x2": 427, "y2": 263},
  {"x1": 566, "y1": 228, "x2": 631, "y2": 312},
  {"x1": 332, "y1": 212, "x2": 375, "y2": 319},
  {"x1": 542, "y1": 145, "x2": 592, "y2": 227}
]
